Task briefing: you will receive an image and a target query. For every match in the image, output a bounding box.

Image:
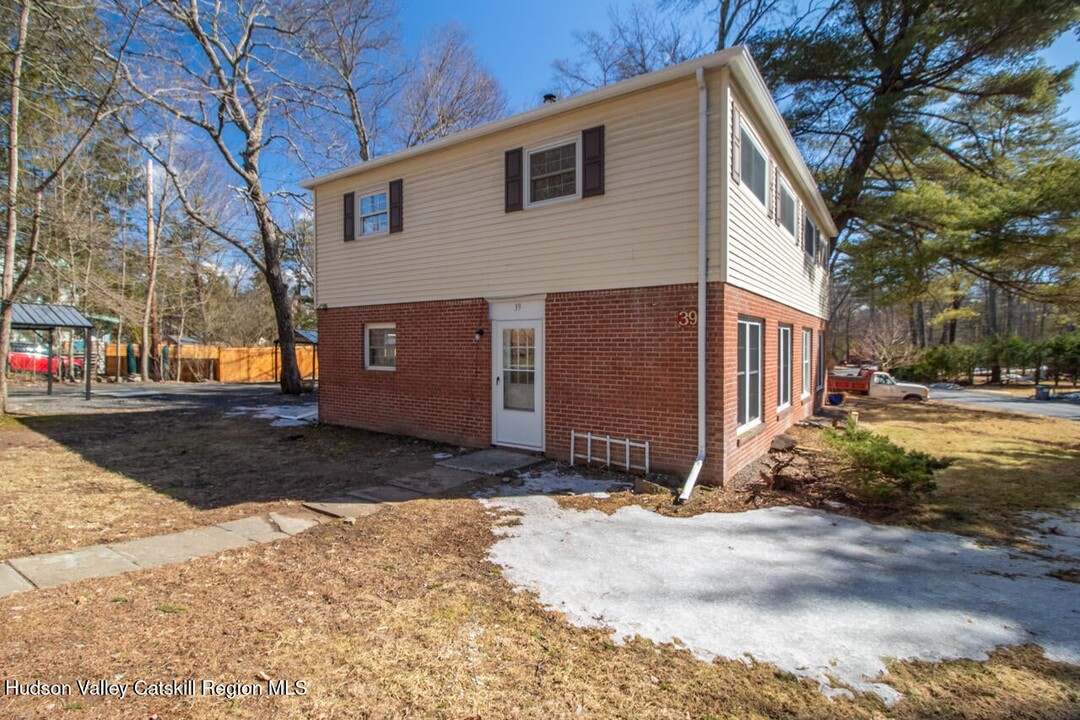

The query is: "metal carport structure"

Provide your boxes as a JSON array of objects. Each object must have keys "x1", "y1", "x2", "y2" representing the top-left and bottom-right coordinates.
[{"x1": 9, "y1": 303, "x2": 94, "y2": 400}]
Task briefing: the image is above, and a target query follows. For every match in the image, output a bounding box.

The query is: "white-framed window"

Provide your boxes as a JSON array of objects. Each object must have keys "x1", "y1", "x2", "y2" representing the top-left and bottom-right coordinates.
[
  {"x1": 778, "y1": 325, "x2": 792, "y2": 409},
  {"x1": 358, "y1": 188, "x2": 389, "y2": 235},
  {"x1": 365, "y1": 323, "x2": 396, "y2": 370},
  {"x1": 779, "y1": 182, "x2": 796, "y2": 237},
  {"x1": 817, "y1": 330, "x2": 826, "y2": 390},
  {"x1": 801, "y1": 329, "x2": 812, "y2": 398},
  {"x1": 737, "y1": 317, "x2": 763, "y2": 431},
  {"x1": 803, "y1": 213, "x2": 818, "y2": 259},
  {"x1": 740, "y1": 125, "x2": 767, "y2": 207},
  {"x1": 525, "y1": 137, "x2": 580, "y2": 207}
]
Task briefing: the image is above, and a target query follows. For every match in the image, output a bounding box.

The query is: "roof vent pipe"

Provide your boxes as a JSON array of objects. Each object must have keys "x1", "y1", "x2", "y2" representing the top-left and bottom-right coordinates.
[{"x1": 676, "y1": 66, "x2": 709, "y2": 505}]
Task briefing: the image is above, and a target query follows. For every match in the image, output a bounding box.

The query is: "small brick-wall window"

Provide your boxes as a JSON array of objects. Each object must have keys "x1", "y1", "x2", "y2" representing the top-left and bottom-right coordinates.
[
  {"x1": 778, "y1": 324, "x2": 792, "y2": 409},
  {"x1": 737, "y1": 317, "x2": 763, "y2": 431},
  {"x1": 365, "y1": 324, "x2": 396, "y2": 370},
  {"x1": 801, "y1": 328, "x2": 812, "y2": 397}
]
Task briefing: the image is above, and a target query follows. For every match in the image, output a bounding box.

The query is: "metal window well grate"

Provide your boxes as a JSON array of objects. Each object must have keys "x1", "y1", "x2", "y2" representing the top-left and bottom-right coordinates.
[{"x1": 570, "y1": 431, "x2": 650, "y2": 474}]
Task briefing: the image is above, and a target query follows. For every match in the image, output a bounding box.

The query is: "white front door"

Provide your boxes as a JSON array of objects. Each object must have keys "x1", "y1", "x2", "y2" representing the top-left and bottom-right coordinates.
[{"x1": 492, "y1": 313, "x2": 544, "y2": 450}]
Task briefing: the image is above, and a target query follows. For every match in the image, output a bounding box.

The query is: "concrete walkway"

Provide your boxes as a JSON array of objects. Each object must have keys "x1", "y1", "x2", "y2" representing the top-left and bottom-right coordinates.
[{"x1": 0, "y1": 464, "x2": 484, "y2": 599}]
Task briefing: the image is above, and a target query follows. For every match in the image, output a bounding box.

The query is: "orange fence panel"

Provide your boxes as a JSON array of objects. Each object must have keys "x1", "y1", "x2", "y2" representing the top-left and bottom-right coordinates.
[{"x1": 100, "y1": 343, "x2": 317, "y2": 384}]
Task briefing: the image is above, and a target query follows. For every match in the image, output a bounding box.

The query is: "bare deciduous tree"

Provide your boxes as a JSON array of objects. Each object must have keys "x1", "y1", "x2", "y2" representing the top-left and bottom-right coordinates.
[
  {"x1": 553, "y1": 4, "x2": 702, "y2": 95},
  {"x1": 112, "y1": 0, "x2": 306, "y2": 394},
  {"x1": 396, "y1": 25, "x2": 505, "y2": 147},
  {"x1": 292, "y1": 0, "x2": 401, "y2": 167},
  {"x1": 661, "y1": 0, "x2": 788, "y2": 51}
]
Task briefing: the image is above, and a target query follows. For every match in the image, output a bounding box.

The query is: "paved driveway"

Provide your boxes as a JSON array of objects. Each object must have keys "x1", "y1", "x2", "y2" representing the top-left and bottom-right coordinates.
[{"x1": 931, "y1": 388, "x2": 1080, "y2": 421}]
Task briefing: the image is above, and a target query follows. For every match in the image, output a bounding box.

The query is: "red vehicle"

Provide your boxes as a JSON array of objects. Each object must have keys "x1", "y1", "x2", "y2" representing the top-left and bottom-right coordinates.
[
  {"x1": 7, "y1": 342, "x2": 83, "y2": 376},
  {"x1": 828, "y1": 368, "x2": 929, "y2": 401}
]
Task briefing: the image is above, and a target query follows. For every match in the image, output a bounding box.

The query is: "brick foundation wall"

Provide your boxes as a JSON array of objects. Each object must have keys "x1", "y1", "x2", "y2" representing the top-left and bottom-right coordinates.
[
  {"x1": 719, "y1": 284, "x2": 827, "y2": 482},
  {"x1": 545, "y1": 284, "x2": 715, "y2": 477},
  {"x1": 317, "y1": 283, "x2": 826, "y2": 485},
  {"x1": 317, "y1": 300, "x2": 491, "y2": 447}
]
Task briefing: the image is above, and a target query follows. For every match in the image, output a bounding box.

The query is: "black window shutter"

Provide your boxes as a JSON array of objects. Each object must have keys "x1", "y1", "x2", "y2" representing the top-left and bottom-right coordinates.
[
  {"x1": 581, "y1": 125, "x2": 605, "y2": 197},
  {"x1": 343, "y1": 192, "x2": 355, "y2": 241},
  {"x1": 389, "y1": 179, "x2": 403, "y2": 233},
  {"x1": 505, "y1": 148, "x2": 523, "y2": 212}
]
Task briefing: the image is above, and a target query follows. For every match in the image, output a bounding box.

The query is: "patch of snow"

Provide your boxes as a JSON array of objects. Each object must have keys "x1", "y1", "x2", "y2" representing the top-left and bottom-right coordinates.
[
  {"x1": 482, "y1": 499, "x2": 1080, "y2": 705},
  {"x1": 226, "y1": 404, "x2": 317, "y2": 426},
  {"x1": 474, "y1": 469, "x2": 630, "y2": 499},
  {"x1": 1020, "y1": 508, "x2": 1080, "y2": 566},
  {"x1": 271, "y1": 418, "x2": 310, "y2": 427},
  {"x1": 432, "y1": 452, "x2": 454, "y2": 460}
]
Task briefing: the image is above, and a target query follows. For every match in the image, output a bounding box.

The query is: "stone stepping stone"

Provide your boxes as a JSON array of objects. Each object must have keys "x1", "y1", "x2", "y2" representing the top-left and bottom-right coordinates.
[
  {"x1": 111, "y1": 526, "x2": 252, "y2": 569},
  {"x1": 302, "y1": 499, "x2": 384, "y2": 520},
  {"x1": 269, "y1": 511, "x2": 323, "y2": 536},
  {"x1": 0, "y1": 563, "x2": 36, "y2": 597},
  {"x1": 387, "y1": 466, "x2": 481, "y2": 495},
  {"x1": 345, "y1": 485, "x2": 426, "y2": 503},
  {"x1": 437, "y1": 449, "x2": 544, "y2": 476},
  {"x1": 216, "y1": 516, "x2": 290, "y2": 543},
  {"x1": 8, "y1": 546, "x2": 138, "y2": 588}
]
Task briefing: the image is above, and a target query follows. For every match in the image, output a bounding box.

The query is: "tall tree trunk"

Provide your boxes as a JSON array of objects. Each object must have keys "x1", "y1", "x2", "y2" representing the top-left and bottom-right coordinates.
[
  {"x1": 1, "y1": 0, "x2": 31, "y2": 414},
  {"x1": 986, "y1": 281, "x2": 1001, "y2": 384},
  {"x1": 914, "y1": 301, "x2": 926, "y2": 349},
  {"x1": 141, "y1": 158, "x2": 156, "y2": 382},
  {"x1": 249, "y1": 182, "x2": 301, "y2": 394}
]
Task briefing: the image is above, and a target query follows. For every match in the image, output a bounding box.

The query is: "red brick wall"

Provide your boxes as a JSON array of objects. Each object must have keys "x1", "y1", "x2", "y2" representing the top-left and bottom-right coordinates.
[
  {"x1": 317, "y1": 300, "x2": 491, "y2": 447},
  {"x1": 544, "y1": 284, "x2": 714, "y2": 477},
  {"x1": 317, "y1": 283, "x2": 826, "y2": 484},
  {"x1": 719, "y1": 284, "x2": 826, "y2": 482}
]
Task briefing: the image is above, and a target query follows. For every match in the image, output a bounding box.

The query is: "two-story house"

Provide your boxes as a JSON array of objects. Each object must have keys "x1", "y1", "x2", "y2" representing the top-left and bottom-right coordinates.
[{"x1": 301, "y1": 47, "x2": 836, "y2": 489}]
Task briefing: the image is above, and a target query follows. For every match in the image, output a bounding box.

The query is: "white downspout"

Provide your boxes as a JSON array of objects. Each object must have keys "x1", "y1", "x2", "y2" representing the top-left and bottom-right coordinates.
[{"x1": 676, "y1": 67, "x2": 708, "y2": 505}]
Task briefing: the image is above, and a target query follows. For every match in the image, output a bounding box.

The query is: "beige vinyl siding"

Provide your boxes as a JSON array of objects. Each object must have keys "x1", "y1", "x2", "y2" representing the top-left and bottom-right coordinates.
[
  {"x1": 725, "y1": 89, "x2": 830, "y2": 319},
  {"x1": 314, "y1": 77, "x2": 705, "y2": 308}
]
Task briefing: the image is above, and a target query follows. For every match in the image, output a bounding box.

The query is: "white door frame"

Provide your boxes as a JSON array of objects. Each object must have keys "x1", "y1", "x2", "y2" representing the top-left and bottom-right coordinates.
[{"x1": 489, "y1": 297, "x2": 545, "y2": 451}]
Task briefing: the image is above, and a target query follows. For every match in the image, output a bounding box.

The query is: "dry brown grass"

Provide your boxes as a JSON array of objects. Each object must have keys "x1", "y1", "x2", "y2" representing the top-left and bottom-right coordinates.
[
  {"x1": 2, "y1": 499, "x2": 1078, "y2": 719},
  {"x1": 0, "y1": 409, "x2": 446, "y2": 559},
  {"x1": 840, "y1": 397, "x2": 1080, "y2": 542}
]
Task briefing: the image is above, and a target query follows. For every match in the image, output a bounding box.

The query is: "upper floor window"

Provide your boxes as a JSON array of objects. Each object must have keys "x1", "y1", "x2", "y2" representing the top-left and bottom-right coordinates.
[
  {"x1": 740, "y1": 126, "x2": 767, "y2": 207},
  {"x1": 359, "y1": 190, "x2": 388, "y2": 235},
  {"x1": 779, "y1": 182, "x2": 796, "y2": 237},
  {"x1": 527, "y1": 138, "x2": 579, "y2": 206},
  {"x1": 803, "y1": 213, "x2": 818, "y2": 259}
]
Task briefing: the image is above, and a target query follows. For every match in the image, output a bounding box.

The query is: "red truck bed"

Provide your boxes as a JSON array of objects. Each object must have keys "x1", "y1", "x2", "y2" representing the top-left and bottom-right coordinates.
[{"x1": 827, "y1": 370, "x2": 871, "y2": 393}]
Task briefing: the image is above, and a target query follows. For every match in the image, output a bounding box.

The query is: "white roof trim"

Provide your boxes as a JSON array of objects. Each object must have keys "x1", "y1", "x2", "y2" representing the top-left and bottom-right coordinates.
[{"x1": 299, "y1": 46, "x2": 837, "y2": 238}]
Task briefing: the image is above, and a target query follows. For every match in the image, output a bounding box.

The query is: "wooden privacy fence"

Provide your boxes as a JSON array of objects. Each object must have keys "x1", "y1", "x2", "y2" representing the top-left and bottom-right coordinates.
[{"x1": 104, "y1": 344, "x2": 318, "y2": 384}]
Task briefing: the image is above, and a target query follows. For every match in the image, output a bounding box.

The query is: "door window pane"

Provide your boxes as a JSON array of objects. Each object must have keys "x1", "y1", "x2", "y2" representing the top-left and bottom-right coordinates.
[{"x1": 503, "y1": 328, "x2": 535, "y2": 411}]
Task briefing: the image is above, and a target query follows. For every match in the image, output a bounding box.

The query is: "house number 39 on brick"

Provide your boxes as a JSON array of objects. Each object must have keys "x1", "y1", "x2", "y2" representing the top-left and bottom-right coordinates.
[{"x1": 677, "y1": 310, "x2": 697, "y2": 326}]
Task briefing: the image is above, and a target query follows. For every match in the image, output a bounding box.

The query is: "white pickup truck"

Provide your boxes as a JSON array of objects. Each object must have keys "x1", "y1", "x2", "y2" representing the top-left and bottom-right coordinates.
[{"x1": 828, "y1": 369, "x2": 931, "y2": 401}]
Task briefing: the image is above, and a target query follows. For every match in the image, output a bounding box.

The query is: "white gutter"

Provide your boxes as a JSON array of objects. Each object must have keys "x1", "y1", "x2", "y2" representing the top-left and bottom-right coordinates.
[{"x1": 676, "y1": 66, "x2": 709, "y2": 505}]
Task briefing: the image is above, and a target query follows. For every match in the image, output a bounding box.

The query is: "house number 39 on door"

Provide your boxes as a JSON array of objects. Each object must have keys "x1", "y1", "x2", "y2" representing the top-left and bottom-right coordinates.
[{"x1": 677, "y1": 310, "x2": 697, "y2": 326}]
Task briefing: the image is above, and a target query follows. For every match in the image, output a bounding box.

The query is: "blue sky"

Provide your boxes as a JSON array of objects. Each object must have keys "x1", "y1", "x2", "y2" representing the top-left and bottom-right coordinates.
[{"x1": 399, "y1": 0, "x2": 1080, "y2": 120}]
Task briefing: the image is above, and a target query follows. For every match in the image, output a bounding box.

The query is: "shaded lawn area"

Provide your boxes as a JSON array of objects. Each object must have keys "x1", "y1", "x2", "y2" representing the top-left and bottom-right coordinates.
[
  {"x1": 842, "y1": 397, "x2": 1080, "y2": 542},
  {"x1": 0, "y1": 408, "x2": 447, "y2": 559},
  {"x1": 2, "y1": 499, "x2": 1078, "y2": 719},
  {"x1": 1, "y1": 398, "x2": 1079, "y2": 717}
]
